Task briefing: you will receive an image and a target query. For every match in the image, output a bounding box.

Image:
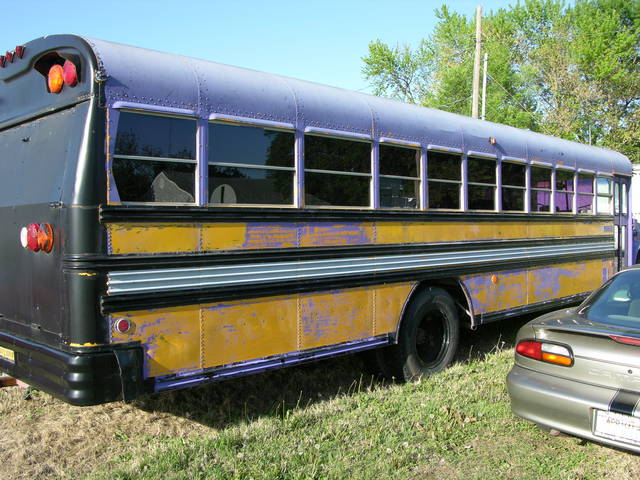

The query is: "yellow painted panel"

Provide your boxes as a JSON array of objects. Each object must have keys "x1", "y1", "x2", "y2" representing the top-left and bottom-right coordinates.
[
  {"x1": 299, "y1": 223, "x2": 374, "y2": 247},
  {"x1": 108, "y1": 223, "x2": 199, "y2": 254},
  {"x1": 299, "y1": 288, "x2": 373, "y2": 349},
  {"x1": 202, "y1": 223, "x2": 298, "y2": 251},
  {"x1": 374, "y1": 283, "x2": 416, "y2": 335},
  {"x1": 463, "y1": 258, "x2": 614, "y2": 315},
  {"x1": 111, "y1": 306, "x2": 200, "y2": 377},
  {"x1": 375, "y1": 221, "x2": 610, "y2": 244},
  {"x1": 462, "y1": 270, "x2": 528, "y2": 315},
  {"x1": 107, "y1": 220, "x2": 612, "y2": 255},
  {"x1": 201, "y1": 296, "x2": 298, "y2": 368},
  {"x1": 528, "y1": 259, "x2": 610, "y2": 304},
  {"x1": 200, "y1": 223, "x2": 247, "y2": 251},
  {"x1": 527, "y1": 221, "x2": 608, "y2": 238}
]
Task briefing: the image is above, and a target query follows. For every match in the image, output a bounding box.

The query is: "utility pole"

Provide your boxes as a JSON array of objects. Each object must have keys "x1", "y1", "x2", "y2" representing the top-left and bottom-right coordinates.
[
  {"x1": 481, "y1": 52, "x2": 488, "y2": 121},
  {"x1": 471, "y1": 5, "x2": 482, "y2": 119}
]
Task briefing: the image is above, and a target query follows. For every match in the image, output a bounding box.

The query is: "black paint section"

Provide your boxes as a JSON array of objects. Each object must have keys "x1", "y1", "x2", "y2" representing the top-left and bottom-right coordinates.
[
  {"x1": 100, "y1": 204, "x2": 616, "y2": 224},
  {"x1": 609, "y1": 389, "x2": 640, "y2": 416}
]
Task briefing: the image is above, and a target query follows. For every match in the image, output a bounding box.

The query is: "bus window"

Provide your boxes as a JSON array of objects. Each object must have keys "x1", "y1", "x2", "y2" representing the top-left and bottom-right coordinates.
[
  {"x1": 113, "y1": 112, "x2": 196, "y2": 203},
  {"x1": 304, "y1": 135, "x2": 371, "y2": 207},
  {"x1": 555, "y1": 170, "x2": 575, "y2": 213},
  {"x1": 467, "y1": 157, "x2": 496, "y2": 210},
  {"x1": 577, "y1": 173, "x2": 595, "y2": 214},
  {"x1": 530, "y1": 166, "x2": 551, "y2": 213},
  {"x1": 208, "y1": 123, "x2": 295, "y2": 205},
  {"x1": 427, "y1": 151, "x2": 461, "y2": 209},
  {"x1": 501, "y1": 162, "x2": 526, "y2": 211},
  {"x1": 596, "y1": 177, "x2": 613, "y2": 215},
  {"x1": 379, "y1": 144, "x2": 419, "y2": 209}
]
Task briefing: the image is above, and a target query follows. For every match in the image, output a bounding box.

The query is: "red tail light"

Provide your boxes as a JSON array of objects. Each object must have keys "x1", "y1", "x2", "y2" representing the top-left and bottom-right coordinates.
[
  {"x1": 516, "y1": 340, "x2": 573, "y2": 367},
  {"x1": 20, "y1": 223, "x2": 54, "y2": 253},
  {"x1": 21, "y1": 223, "x2": 41, "y2": 252},
  {"x1": 47, "y1": 64, "x2": 64, "y2": 93},
  {"x1": 610, "y1": 335, "x2": 640, "y2": 347},
  {"x1": 62, "y1": 60, "x2": 78, "y2": 87}
]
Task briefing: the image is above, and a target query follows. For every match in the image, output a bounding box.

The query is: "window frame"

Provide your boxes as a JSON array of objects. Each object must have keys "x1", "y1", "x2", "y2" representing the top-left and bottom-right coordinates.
[
  {"x1": 110, "y1": 107, "x2": 199, "y2": 205},
  {"x1": 207, "y1": 120, "x2": 297, "y2": 207},
  {"x1": 303, "y1": 131, "x2": 373, "y2": 209},
  {"x1": 377, "y1": 139, "x2": 421, "y2": 210},
  {"x1": 529, "y1": 164, "x2": 553, "y2": 214},
  {"x1": 500, "y1": 160, "x2": 527, "y2": 212},
  {"x1": 554, "y1": 167, "x2": 575, "y2": 214},
  {"x1": 595, "y1": 175, "x2": 614, "y2": 215},
  {"x1": 426, "y1": 149, "x2": 463, "y2": 211},
  {"x1": 466, "y1": 155, "x2": 497, "y2": 212},
  {"x1": 577, "y1": 171, "x2": 596, "y2": 215}
]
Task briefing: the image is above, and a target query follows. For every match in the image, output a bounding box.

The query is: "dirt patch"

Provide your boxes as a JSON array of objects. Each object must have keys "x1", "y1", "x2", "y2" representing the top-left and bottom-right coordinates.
[{"x1": 0, "y1": 386, "x2": 211, "y2": 480}]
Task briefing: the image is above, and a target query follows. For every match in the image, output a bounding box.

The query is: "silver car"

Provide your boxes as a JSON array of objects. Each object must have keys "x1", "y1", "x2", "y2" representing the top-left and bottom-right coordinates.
[{"x1": 507, "y1": 267, "x2": 640, "y2": 453}]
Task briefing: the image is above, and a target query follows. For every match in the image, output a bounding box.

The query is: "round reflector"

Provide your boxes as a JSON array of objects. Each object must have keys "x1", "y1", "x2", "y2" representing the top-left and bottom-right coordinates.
[
  {"x1": 37, "y1": 223, "x2": 54, "y2": 253},
  {"x1": 48, "y1": 64, "x2": 64, "y2": 93},
  {"x1": 62, "y1": 60, "x2": 77, "y2": 86},
  {"x1": 114, "y1": 318, "x2": 132, "y2": 334}
]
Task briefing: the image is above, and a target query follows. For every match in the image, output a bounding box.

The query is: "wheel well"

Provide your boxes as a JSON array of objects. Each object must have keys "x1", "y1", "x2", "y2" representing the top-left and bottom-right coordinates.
[{"x1": 395, "y1": 279, "x2": 474, "y2": 341}]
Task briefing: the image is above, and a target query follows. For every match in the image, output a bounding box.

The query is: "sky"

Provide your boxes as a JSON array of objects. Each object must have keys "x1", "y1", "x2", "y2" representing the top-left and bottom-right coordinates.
[{"x1": 2, "y1": 0, "x2": 516, "y2": 93}]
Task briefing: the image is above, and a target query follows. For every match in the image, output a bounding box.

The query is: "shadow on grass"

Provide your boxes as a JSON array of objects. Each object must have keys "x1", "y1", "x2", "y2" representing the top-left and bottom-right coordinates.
[{"x1": 132, "y1": 313, "x2": 541, "y2": 429}]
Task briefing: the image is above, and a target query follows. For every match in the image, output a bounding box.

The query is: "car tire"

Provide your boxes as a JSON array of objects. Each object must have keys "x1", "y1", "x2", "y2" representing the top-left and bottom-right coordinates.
[{"x1": 381, "y1": 287, "x2": 460, "y2": 381}]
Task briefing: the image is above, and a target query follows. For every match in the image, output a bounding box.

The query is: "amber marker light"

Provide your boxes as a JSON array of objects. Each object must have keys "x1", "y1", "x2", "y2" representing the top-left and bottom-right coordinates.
[
  {"x1": 48, "y1": 64, "x2": 64, "y2": 93},
  {"x1": 37, "y1": 223, "x2": 54, "y2": 253},
  {"x1": 63, "y1": 60, "x2": 78, "y2": 86}
]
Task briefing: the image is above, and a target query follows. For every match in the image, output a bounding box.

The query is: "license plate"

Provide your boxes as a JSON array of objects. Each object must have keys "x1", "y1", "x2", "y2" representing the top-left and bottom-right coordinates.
[
  {"x1": 0, "y1": 346, "x2": 15, "y2": 364},
  {"x1": 594, "y1": 409, "x2": 640, "y2": 447}
]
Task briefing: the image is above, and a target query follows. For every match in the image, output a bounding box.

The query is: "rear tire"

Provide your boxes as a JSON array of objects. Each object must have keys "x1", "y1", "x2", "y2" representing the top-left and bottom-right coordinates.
[{"x1": 382, "y1": 287, "x2": 460, "y2": 381}]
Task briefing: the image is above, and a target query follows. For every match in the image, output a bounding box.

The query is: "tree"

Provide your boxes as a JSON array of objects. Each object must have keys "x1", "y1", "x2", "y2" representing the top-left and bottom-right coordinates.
[{"x1": 361, "y1": 0, "x2": 640, "y2": 162}]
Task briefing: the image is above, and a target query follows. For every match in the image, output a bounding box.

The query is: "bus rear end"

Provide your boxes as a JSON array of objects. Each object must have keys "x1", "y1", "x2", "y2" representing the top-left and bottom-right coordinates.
[{"x1": 0, "y1": 35, "x2": 143, "y2": 405}]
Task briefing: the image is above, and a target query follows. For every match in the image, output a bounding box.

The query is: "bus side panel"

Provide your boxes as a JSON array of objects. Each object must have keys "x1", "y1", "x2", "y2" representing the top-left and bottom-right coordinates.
[
  {"x1": 110, "y1": 283, "x2": 416, "y2": 378},
  {"x1": 106, "y1": 220, "x2": 612, "y2": 254},
  {"x1": 461, "y1": 258, "x2": 615, "y2": 315}
]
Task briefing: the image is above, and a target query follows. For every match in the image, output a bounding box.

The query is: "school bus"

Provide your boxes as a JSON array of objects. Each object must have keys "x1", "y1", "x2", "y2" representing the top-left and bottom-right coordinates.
[{"x1": 0, "y1": 35, "x2": 631, "y2": 405}]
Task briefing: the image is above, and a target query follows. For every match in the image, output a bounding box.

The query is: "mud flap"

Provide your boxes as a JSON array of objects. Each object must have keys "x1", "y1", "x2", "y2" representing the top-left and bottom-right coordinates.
[{"x1": 113, "y1": 347, "x2": 144, "y2": 402}]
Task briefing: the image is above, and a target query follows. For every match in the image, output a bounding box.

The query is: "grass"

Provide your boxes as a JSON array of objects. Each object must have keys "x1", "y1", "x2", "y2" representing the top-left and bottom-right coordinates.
[{"x1": 2, "y1": 318, "x2": 640, "y2": 479}]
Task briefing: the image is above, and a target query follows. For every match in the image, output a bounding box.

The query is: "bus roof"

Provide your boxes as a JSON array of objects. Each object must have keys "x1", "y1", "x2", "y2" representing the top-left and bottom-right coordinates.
[{"x1": 13, "y1": 34, "x2": 634, "y2": 176}]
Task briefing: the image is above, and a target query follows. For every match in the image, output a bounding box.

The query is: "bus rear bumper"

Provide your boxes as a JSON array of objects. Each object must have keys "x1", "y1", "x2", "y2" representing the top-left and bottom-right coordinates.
[{"x1": 0, "y1": 331, "x2": 144, "y2": 406}]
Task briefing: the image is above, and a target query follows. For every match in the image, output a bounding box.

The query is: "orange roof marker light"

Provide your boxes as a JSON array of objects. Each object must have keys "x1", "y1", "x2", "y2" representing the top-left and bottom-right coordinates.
[{"x1": 48, "y1": 64, "x2": 64, "y2": 93}]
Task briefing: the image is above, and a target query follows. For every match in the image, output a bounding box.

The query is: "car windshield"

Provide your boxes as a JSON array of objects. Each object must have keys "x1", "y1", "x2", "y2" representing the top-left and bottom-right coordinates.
[{"x1": 583, "y1": 269, "x2": 640, "y2": 328}]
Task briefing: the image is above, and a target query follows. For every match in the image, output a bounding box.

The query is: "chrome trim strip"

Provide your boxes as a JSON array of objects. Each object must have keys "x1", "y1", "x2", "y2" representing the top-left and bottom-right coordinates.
[
  {"x1": 107, "y1": 241, "x2": 613, "y2": 295},
  {"x1": 208, "y1": 114, "x2": 294, "y2": 130}
]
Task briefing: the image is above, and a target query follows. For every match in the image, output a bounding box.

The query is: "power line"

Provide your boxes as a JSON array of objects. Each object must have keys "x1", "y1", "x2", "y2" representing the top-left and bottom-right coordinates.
[{"x1": 485, "y1": 72, "x2": 556, "y2": 136}]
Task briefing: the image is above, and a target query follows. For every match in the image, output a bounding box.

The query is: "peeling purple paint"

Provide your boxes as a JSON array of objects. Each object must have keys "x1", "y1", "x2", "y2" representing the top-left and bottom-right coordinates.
[
  {"x1": 243, "y1": 223, "x2": 298, "y2": 248},
  {"x1": 300, "y1": 223, "x2": 373, "y2": 246},
  {"x1": 531, "y1": 264, "x2": 585, "y2": 300},
  {"x1": 464, "y1": 270, "x2": 526, "y2": 314}
]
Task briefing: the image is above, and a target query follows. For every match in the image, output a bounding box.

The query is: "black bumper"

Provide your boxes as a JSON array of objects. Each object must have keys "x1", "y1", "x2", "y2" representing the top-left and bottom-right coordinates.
[{"x1": 0, "y1": 331, "x2": 144, "y2": 406}]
